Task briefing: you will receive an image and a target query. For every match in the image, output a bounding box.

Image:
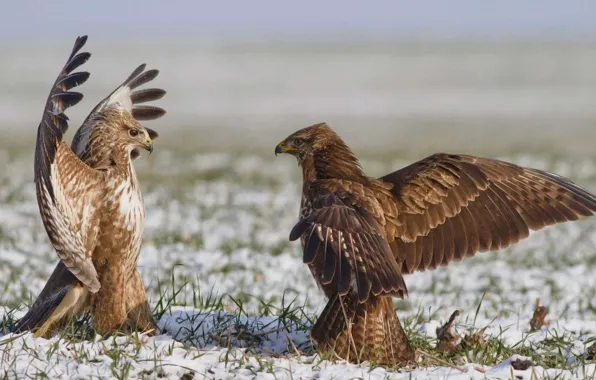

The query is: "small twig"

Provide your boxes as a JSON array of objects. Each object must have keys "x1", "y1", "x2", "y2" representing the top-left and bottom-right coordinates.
[
  {"x1": 262, "y1": 348, "x2": 282, "y2": 358},
  {"x1": 141, "y1": 328, "x2": 155, "y2": 336},
  {"x1": 285, "y1": 332, "x2": 302, "y2": 356},
  {"x1": 415, "y1": 349, "x2": 466, "y2": 373},
  {"x1": 139, "y1": 328, "x2": 155, "y2": 343},
  {"x1": 226, "y1": 324, "x2": 232, "y2": 348},
  {"x1": 338, "y1": 296, "x2": 358, "y2": 364}
]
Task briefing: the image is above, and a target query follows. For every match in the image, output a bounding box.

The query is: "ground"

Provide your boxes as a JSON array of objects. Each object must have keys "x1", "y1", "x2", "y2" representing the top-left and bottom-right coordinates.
[{"x1": 1, "y1": 147, "x2": 596, "y2": 379}]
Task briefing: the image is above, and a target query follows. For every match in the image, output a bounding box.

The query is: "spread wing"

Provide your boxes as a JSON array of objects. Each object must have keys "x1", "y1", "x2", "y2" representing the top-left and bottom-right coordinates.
[
  {"x1": 290, "y1": 181, "x2": 407, "y2": 303},
  {"x1": 379, "y1": 153, "x2": 596, "y2": 274},
  {"x1": 71, "y1": 63, "x2": 166, "y2": 160},
  {"x1": 34, "y1": 35, "x2": 105, "y2": 293}
]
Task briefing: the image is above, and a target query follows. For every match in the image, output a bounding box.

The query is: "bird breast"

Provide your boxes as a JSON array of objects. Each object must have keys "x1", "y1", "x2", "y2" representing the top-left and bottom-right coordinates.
[
  {"x1": 105, "y1": 172, "x2": 145, "y2": 272},
  {"x1": 117, "y1": 183, "x2": 144, "y2": 232}
]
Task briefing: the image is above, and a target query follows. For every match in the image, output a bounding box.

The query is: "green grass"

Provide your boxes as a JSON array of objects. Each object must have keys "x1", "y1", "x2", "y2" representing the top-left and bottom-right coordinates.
[{"x1": 1, "y1": 149, "x2": 596, "y2": 378}]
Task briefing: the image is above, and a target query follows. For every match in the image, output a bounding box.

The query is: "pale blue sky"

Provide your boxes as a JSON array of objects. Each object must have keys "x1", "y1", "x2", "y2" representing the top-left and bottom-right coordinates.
[{"x1": 2, "y1": 0, "x2": 594, "y2": 41}]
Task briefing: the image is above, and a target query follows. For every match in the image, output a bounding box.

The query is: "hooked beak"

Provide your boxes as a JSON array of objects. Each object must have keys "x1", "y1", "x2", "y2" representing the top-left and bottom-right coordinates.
[
  {"x1": 275, "y1": 140, "x2": 294, "y2": 156},
  {"x1": 144, "y1": 137, "x2": 154, "y2": 154}
]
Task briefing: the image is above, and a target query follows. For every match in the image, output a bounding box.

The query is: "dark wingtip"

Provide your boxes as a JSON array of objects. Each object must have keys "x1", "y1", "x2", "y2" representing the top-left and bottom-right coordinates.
[
  {"x1": 146, "y1": 127, "x2": 159, "y2": 140},
  {"x1": 123, "y1": 64, "x2": 147, "y2": 85},
  {"x1": 72, "y1": 35, "x2": 88, "y2": 55},
  {"x1": 130, "y1": 88, "x2": 167, "y2": 104},
  {"x1": 132, "y1": 106, "x2": 167, "y2": 120},
  {"x1": 56, "y1": 71, "x2": 90, "y2": 91},
  {"x1": 289, "y1": 219, "x2": 309, "y2": 241},
  {"x1": 127, "y1": 69, "x2": 160, "y2": 91},
  {"x1": 530, "y1": 168, "x2": 596, "y2": 212}
]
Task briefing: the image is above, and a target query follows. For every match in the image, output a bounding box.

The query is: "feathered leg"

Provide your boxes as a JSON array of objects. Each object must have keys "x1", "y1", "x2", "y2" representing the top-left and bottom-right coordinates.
[
  {"x1": 311, "y1": 293, "x2": 414, "y2": 366},
  {"x1": 92, "y1": 259, "x2": 126, "y2": 334},
  {"x1": 124, "y1": 270, "x2": 157, "y2": 334}
]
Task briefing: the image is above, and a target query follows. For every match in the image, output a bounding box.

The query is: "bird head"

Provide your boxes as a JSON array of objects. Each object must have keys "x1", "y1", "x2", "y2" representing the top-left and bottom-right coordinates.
[
  {"x1": 103, "y1": 107, "x2": 156, "y2": 158},
  {"x1": 275, "y1": 122, "x2": 339, "y2": 163}
]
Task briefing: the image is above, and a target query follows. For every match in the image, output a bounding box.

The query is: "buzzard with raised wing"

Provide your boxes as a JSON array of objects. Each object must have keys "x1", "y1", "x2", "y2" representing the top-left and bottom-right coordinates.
[
  {"x1": 15, "y1": 36, "x2": 166, "y2": 337},
  {"x1": 275, "y1": 122, "x2": 596, "y2": 365}
]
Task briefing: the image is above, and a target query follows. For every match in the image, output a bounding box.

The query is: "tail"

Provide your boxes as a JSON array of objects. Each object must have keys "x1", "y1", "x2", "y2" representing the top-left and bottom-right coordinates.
[
  {"x1": 15, "y1": 283, "x2": 89, "y2": 338},
  {"x1": 311, "y1": 293, "x2": 414, "y2": 366},
  {"x1": 15, "y1": 264, "x2": 156, "y2": 336},
  {"x1": 32, "y1": 283, "x2": 89, "y2": 338},
  {"x1": 14, "y1": 261, "x2": 78, "y2": 333}
]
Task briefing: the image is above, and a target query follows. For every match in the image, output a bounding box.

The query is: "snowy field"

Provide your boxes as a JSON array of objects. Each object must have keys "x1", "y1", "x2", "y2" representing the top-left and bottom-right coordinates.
[
  {"x1": 1, "y1": 40, "x2": 596, "y2": 378},
  {"x1": 1, "y1": 147, "x2": 596, "y2": 379}
]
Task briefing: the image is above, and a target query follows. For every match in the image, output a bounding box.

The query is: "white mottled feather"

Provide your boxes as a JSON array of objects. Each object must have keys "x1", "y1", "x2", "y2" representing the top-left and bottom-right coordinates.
[
  {"x1": 105, "y1": 160, "x2": 145, "y2": 273},
  {"x1": 39, "y1": 156, "x2": 101, "y2": 293},
  {"x1": 106, "y1": 86, "x2": 133, "y2": 112}
]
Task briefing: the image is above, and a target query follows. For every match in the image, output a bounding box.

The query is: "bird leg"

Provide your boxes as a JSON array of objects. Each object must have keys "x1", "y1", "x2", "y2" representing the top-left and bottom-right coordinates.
[
  {"x1": 123, "y1": 270, "x2": 157, "y2": 335},
  {"x1": 92, "y1": 259, "x2": 127, "y2": 335}
]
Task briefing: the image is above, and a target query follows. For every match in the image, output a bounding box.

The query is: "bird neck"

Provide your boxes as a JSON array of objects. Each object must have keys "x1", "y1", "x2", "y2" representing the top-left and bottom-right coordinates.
[
  {"x1": 301, "y1": 145, "x2": 365, "y2": 183},
  {"x1": 80, "y1": 126, "x2": 123, "y2": 169},
  {"x1": 109, "y1": 146, "x2": 135, "y2": 170}
]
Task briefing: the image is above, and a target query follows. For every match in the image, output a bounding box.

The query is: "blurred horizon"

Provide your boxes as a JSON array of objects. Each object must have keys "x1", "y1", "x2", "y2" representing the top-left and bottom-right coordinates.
[
  {"x1": 2, "y1": 1, "x2": 596, "y2": 41},
  {"x1": 1, "y1": 2, "x2": 595, "y2": 158}
]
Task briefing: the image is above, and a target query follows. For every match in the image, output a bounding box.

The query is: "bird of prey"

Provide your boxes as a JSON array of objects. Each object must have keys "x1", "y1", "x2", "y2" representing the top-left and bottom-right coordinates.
[
  {"x1": 275, "y1": 122, "x2": 596, "y2": 365},
  {"x1": 15, "y1": 36, "x2": 166, "y2": 338}
]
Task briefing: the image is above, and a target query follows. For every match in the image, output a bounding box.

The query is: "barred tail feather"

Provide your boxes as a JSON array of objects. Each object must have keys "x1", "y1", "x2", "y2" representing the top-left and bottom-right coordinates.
[
  {"x1": 15, "y1": 283, "x2": 89, "y2": 338},
  {"x1": 14, "y1": 287, "x2": 69, "y2": 333},
  {"x1": 311, "y1": 293, "x2": 414, "y2": 366},
  {"x1": 14, "y1": 261, "x2": 77, "y2": 333}
]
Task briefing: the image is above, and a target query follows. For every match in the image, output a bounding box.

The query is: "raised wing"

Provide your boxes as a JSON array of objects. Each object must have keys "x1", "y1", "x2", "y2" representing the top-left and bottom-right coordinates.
[
  {"x1": 71, "y1": 64, "x2": 166, "y2": 159},
  {"x1": 290, "y1": 182, "x2": 407, "y2": 303},
  {"x1": 34, "y1": 35, "x2": 105, "y2": 293},
  {"x1": 379, "y1": 153, "x2": 596, "y2": 274}
]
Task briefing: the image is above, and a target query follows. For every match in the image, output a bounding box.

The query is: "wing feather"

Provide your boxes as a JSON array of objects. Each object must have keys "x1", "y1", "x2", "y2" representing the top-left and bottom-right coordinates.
[
  {"x1": 56, "y1": 72, "x2": 90, "y2": 92},
  {"x1": 71, "y1": 64, "x2": 166, "y2": 157},
  {"x1": 130, "y1": 88, "x2": 167, "y2": 104},
  {"x1": 290, "y1": 186, "x2": 407, "y2": 302},
  {"x1": 380, "y1": 153, "x2": 596, "y2": 274},
  {"x1": 131, "y1": 105, "x2": 167, "y2": 121},
  {"x1": 34, "y1": 36, "x2": 104, "y2": 293}
]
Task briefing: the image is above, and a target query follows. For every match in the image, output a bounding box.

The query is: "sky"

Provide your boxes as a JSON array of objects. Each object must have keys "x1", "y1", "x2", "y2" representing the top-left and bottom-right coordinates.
[{"x1": 2, "y1": 0, "x2": 595, "y2": 41}]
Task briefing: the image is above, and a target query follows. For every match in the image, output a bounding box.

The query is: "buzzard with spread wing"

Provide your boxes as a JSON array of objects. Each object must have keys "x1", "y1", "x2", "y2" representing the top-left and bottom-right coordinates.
[
  {"x1": 275, "y1": 122, "x2": 596, "y2": 365},
  {"x1": 15, "y1": 36, "x2": 166, "y2": 337}
]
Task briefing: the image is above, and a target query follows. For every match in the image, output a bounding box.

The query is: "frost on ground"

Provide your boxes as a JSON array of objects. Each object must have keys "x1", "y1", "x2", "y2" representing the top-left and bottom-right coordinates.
[{"x1": 1, "y1": 148, "x2": 596, "y2": 379}]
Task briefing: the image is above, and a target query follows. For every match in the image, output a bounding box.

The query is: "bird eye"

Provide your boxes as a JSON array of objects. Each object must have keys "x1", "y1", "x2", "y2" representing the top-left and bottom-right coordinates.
[
  {"x1": 129, "y1": 129, "x2": 139, "y2": 137},
  {"x1": 293, "y1": 138, "x2": 305, "y2": 147}
]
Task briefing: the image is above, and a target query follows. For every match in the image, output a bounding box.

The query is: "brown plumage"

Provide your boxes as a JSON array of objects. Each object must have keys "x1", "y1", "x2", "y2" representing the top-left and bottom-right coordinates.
[
  {"x1": 275, "y1": 122, "x2": 596, "y2": 365},
  {"x1": 15, "y1": 36, "x2": 165, "y2": 337}
]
